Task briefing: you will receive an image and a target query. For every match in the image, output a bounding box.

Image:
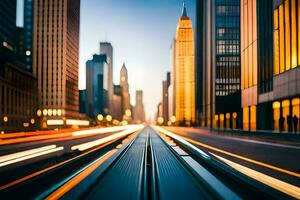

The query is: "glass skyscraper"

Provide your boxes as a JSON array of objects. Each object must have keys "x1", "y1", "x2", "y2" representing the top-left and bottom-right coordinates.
[{"x1": 196, "y1": 0, "x2": 241, "y2": 128}]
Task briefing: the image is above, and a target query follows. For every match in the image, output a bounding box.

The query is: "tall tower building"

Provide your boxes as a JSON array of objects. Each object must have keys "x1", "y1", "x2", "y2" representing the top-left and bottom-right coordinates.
[
  {"x1": 120, "y1": 63, "x2": 131, "y2": 118},
  {"x1": 196, "y1": 0, "x2": 241, "y2": 128},
  {"x1": 174, "y1": 4, "x2": 195, "y2": 125},
  {"x1": 23, "y1": 0, "x2": 34, "y2": 71},
  {"x1": 85, "y1": 54, "x2": 108, "y2": 117},
  {"x1": 100, "y1": 42, "x2": 113, "y2": 112},
  {"x1": 33, "y1": 0, "x2": 81, "y2": 127},
  {"x1": 134, "y1": 90, "x2": 145, "y2": 123}
]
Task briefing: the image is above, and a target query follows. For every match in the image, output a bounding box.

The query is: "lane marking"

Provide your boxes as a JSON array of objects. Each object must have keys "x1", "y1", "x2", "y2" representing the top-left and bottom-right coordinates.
[
  {"x1": 0, "y1": 145, "x2": 57, "y2": 163},
  {"x1": 164, "y1": 129, "x2": 300, "y2": 179},
  {"x1": 0, "y1": 147, "x2": 63, "y2": 167},
  {"x1": 168, "y1": 127, "x2": 300, "y2": 149},
  {"x1": 71, "y1": 125, "x2": 144, "y2": 151},
  {"x1": 211, "y1": 153, "x2": 300, "y2": 199},
  {"x1": 0, "y1": 137, "x2": 122, "y2": 190},
  {"x1": 46, "y1": 150, "x2": 117, "y2": 200}
]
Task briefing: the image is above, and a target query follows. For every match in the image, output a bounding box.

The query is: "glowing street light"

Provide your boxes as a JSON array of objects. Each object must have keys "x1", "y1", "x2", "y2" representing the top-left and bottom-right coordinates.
[
  {"x1": 37, "y1": 109, "x2": 42, "y2": 117},
  {"x1": 170, "y1": 116, "x2": 176, "y2": 123},
  {"x1": 125, "y1": 109, "x2": 131, "y2": 117},
  {"x1": 157, "y1": 117, "x2": 164, "y2": 125},
  {"x1": 97, "y1": 114, "x2": 104, "y2": 121},
  {"x1": 30, "y1": 118, "x2": 35, "y2": 124},
  {"x1": 3, "y1": 116, "x2": 8, "y2": 123},
  {"x1": 43, "y1": 109, "x2": 48, "y2": 116},
  {"x1": 106, "y1": 115, "x2": 112, "y2": 122}
]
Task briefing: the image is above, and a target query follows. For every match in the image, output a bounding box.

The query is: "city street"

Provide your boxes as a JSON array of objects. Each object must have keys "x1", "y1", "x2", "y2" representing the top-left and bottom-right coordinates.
[{"x1": 165, "y1": 127, "x2": 300, "y2": 187}]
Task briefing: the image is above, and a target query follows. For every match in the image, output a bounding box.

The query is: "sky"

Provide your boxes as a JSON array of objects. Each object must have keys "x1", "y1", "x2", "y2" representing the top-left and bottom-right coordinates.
[{"x1": 17, "y1": 0, "x2": 196, "y2": 121}]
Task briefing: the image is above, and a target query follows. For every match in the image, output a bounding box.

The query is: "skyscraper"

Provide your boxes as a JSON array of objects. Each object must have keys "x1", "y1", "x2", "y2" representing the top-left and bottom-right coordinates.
[
  {"x1": 240, "y1": 0, "x2": 300, "y2": 133},
  {"x1": 23, "y1": 0, "x2": 34, "y2": 71},
  {"x1": 174, "y1": 4, "x2": 195, "y2": 126},
  {"x1": 134, "y1": 90, "x2": 145, "y2": 123},
  {"x1": 100, "y1": 42, "x2": 113, "y2": 112},
  {"x1": 85, "y1": 54, "x2": 108, "y2": 118},
  {"x1": 33, "y1": 0, "x2": 81, "y2": 127},
  {"x1": 120, "y1": 62, "x2": 131, "y2": 119},
  {"x1": 162, "y1": 72, "x2": 170, "y2": 125},
  {"x1": 196, "y1": 0, "x2": 241, "y2": 128},
  {"x1": 0, "y1": 0, "x2": 17, "y2": 61},
  {"x1": 0, "y1": 0, "x2": 38, "y2": 132}
]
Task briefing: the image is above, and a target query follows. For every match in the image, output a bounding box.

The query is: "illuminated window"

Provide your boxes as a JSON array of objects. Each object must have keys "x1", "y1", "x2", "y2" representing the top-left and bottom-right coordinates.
[
  {"x1": 250, "y1": 105, "x2": 256, "y2": 131},
  {"x1": 298, "y1": 0, "x2": 300, "y2": 65},
  {"x1": 282, "y1": 99, "x2": 290, "y2": 131},
  {"x1": 284, "y1": 0, "x2": 291, "y2": 71},
  {"x1": 274, "y1": 9, "x2": 280, "y2": 75},
  {"x1": 243, "y1": 107, "x2": 249, "y2": 131},
  {"x1": 291, "y1": 0, "x2": 297, "y2": 68},
  {"x1": 279, "y1": 4, "x2": 285, "y2": 73},
  {"x1": 273, "y1": 101, "x2": 280, "y2": 131}
]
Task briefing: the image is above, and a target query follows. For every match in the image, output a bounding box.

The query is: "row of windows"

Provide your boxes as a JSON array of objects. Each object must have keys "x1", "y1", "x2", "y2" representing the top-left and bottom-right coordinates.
[{"x1": 273, "y1": 0, "x2": 300, "y2": 75}]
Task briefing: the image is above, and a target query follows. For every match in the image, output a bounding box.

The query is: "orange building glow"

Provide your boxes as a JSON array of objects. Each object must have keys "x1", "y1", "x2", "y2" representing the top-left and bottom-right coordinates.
[{"x1": 174, "y1": 4, "x2": 195, "y2": 125}]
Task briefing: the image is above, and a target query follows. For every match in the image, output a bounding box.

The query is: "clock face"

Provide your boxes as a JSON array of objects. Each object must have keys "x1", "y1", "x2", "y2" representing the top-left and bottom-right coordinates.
[{"x1": 121, "y1": 76, "x2": 126, "y2": 82}]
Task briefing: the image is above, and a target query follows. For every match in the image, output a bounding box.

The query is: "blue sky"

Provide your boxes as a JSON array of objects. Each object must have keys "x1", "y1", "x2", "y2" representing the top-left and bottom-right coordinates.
[{"x1": 17, "y1": 0, "x2": 196, "y2": 120}]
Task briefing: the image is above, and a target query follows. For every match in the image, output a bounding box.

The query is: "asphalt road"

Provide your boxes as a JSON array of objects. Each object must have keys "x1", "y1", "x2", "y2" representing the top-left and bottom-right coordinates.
[{"x1": 165, "y1": 127, "x2": 300, "y2": 187}]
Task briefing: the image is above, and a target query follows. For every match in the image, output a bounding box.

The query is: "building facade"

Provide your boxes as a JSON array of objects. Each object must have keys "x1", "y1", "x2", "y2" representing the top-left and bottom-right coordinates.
[
  {"x1": 111, "y1": 85, "x2": 123, "y2": 121},
  {"x1": 120, "y1": 63, "x2": 132, "y2": 121},
  {"x1": 100, "y1": 42, "x2": 113, "y2": 112},
  {"x1": 33, "y1": 0, "x2": 81, "y2": 128},
  {"x1": 162, "y1": 72, "x2": 170, "y2": 125},
  {"x1": 196, "y1": 0, "x2": 241, "y2": 128},
  {"x1": 240, "y1": 0, "x2": 300, "y2": 132},
  {"x1": 23, "y1": 0, "x2": 34, "y2": 72},
  {"x1": 174, "y1": 4, "x2": 195, "y2": 126},
  {"x1": 0, "y1": 0, "x2": 38, "y2": 132},
  {"x1": 133, "y1": 90, "x2": 145, "y2": 123},
  {"x1": 85, "y1": 54, "x2": 108, "y2": 118}
]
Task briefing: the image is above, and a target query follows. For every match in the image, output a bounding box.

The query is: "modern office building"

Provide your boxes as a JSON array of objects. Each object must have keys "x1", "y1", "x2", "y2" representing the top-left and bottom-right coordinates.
[
  {"x1": 23, "y1": 0, "x2": 34, "y2": 72},
  {"x1": 33, "y1": 0, "x2": 81, "y2": 128},
  {"x1": 169, "y1": 39, "x2": 176, "y2": 121},
  {"x1": 271, "y1": 0, "x2": 300, "y2": 132},
  {"x1": 0, "y1": 0, "x2": 38, "y2": 132},
  {"x1": 133, "y1": 90, "x2": 145, "y2": 123},
  {"x1": 111, "y1": 85, "x2": 123, "y2": 121},
  {"x1": 85, "y1": 54, "x2": 109, "y2": 118},
  {"x1": 100, "y1": 42, "x2": 113, "y2": 111},
  {"x1": 196, "y1": 0, "x2": 241, "y2": 128},
  {"x1": 120, "y1": 63, "x2": 131, "y2": 120},
  {"x1": 0, "y1": 0, "x2": 17, "y2": 62},
  {"x1": 79, "y1": 89, "x2": 87, "y2": 114},
  {"x1": 162, "y1": 72, "x2": 170, "y2": 125},
  {"x1": 174, "y1": 4, "x2": 195, "y2": 126},
  {"x1": 240, "y1": 0, "x2": 300, "y2": 132}
]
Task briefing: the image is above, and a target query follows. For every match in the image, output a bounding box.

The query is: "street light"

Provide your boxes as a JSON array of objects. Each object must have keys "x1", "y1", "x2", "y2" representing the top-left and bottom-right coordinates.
[
  {"x1": 157, "y1": 117, "x2": 164, "y2": 125},
  {"x1": 125, "y1": 109, "x2": 131, "y2": 117},
  {"x1": 106, "y1": 115, "x2": 112, "y2": 122},
  {"x1": 3, "y1": 116, "x2": 8, "y2": 123},
  {"x1": 37, "y1": 109, "x2": 42, "y2": 117},
  {"x1": 30, "y1": 118, "x2": 35, "y2": 124},
  {"x1": 170, "y1": 116, "x2": 176, "y2": 123},
  {"x1": 97, "y1": 114, "x2": 104, "y2": 121}
]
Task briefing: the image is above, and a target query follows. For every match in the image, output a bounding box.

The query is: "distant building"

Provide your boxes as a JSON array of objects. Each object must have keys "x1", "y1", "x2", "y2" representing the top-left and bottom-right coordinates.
[
  {"x1": 111, "y1": 85, "x2": 123, "y2": 121},
  {"x1": 120, "y1": 63, "x2": 132, "y2": 120},
  {"x1": 79, "y1": 90, "x2": 87, "y2": 114},
  {"x1": 33, "y1": 0, "x2": 81, "y2": 128},
  {"x1": 162, "y1": 72, "x2": 170, "y2": 125},
  {"x1": 174, "y1": 4, "x2": 195, "y2": 126},
  {"x1": 134, "y1": 90, "x2": 145, "y2": 123},
  {"x1": 85, "y1": 54, "x2": 109, "y2": 118},
  {"x1": 196, "y1": 0, "x2": 241, "y2": 128},
  {"x1": 100, "y1": 42, "x2": 114, "y2": 113}
]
